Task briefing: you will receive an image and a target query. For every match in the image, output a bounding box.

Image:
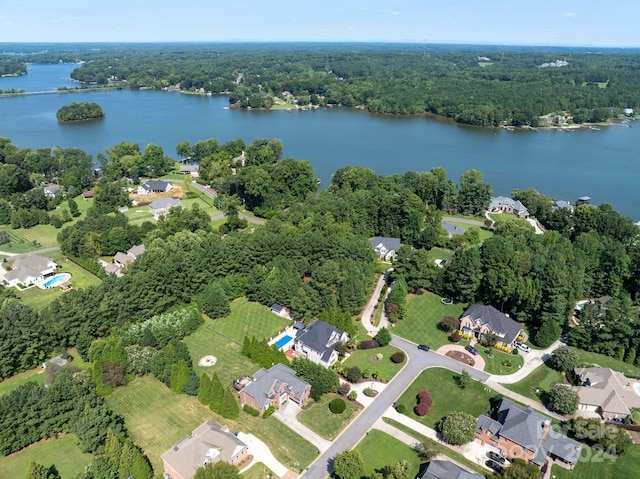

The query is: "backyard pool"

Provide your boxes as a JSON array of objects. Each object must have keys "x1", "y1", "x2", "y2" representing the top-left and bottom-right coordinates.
[
  {"x1": 634, "y1": 383, "x2": 640, "y2": 396},
  {"x1": 275, "y1": 335, "x2": 293, "y2": 350},
  {"x1": 38, "y1": 273, "x2": 71, "y2": 289}
]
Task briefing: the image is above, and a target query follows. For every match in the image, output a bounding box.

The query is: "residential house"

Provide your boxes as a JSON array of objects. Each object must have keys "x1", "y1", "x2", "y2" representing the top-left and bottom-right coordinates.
[
  {"x1": 294, "y1": 320, "x2": 348, "y2": 367},
  {"x1": 369, "y1": 236, "x2": 401, "y2": 261},
  {"x1": 42, "y1": 355, "x2": 68, "y2": 370},
  {"x1": 488, "y1": 196, "x2": 529, "y2": 218},
  {"x1": 271, "y1": 303, "x2": 288, "y2": 316},
  {"x1": 239, "y1": 363, "x2": 311, "y2": 415},
  {"x1": 459, "y1": 304, "x2": 522, "y2": 349},
  {"x1": 572, "y1": 367, "x2": 640, "y2": 420},
  {"x1": 43, "y1": 184, "x2": 61, "y2": 198},
  {"x1": 161, "y1": 421, "x2": 247, "y2": 479},
  {"x1": 179, "y1": 164, "x2": 200, "y2": 177},
  {"x1": 552, "y1": 200, "x2": 573, "y2": 213},
  {"x1": 82, "y1": 190, "x2": 94, "y2": 200},
  {"x1": 149, "y1": 197, "x2": 183, "y2": 219},
  {"x1": 4, "y1": 254, "x2": 57, "y2": 287},
  {"x1": 418, "y1": 460, "x2": 484, "y2": 479},
  {"x1": 576, "y1": 196, "x2": 591, "y2": 206},
  {"x1": 476, "y1": 398, "x2": 581, "y2": 469},
  {"x1": 441, "y1": 221, "x2": 465, "y2": 238},
  {"x1": 106, "y1": 244, "x2": 146, "y2": 277},
  {"x1": 137, "y1": 179, "x2": 173, "y2": 195}
]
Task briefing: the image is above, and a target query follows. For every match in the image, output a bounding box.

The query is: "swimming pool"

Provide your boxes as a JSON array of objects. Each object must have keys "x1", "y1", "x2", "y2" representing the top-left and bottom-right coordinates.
[
  {"x1": 38, "y1": 273, "x2": 71, "y2": 289},
  {"x1": 634, "y1": 383, "x2": 640, "y2": 396},
  {"x1": 275, "y1": 335, "x2": 293, "y2": 350}
]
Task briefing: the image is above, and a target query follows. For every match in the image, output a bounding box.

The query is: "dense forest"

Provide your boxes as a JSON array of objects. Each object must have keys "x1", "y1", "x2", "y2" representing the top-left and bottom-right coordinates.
[
  {"x1": 4, "y1": 43, "x2": 640, "y2": 125},
  {"x1": 56, "y1": 101, "x2": 105, "y2": 122},
  {"x1": 0, "y1": 58, "x2": 27, "y2": 77}
]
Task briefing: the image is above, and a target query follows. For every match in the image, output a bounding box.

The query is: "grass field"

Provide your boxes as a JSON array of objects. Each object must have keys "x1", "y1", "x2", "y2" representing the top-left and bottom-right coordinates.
[
  {"x1": 397, "y1": 367, "x2": 495, "y2": 429},
  {"x1": 576, "y1": 349, "x2": 640, "y2": 378},
  {"x1": 504, "y1": 363, "x2": 564, "y2": 403},
  {"x1": 489, "y1": 213, "x2": 533, "y2": 230},
  {"x1": 342, "y1": 345, "x2": 406, "y2": 382},
  {"x1": 297, "y1": 394, "x2": 361, "y2": 440},
  {"x1": 551, "y1": 445, "x2": 640, "y2": 479},
  {"x1": 393, "y1": 292, "x2": 467, "y2": 350},
  {"x1": 241, "y1": 463, "x2": 276, "y2": 479},
  {"x1": 477, "y1": 347, "x2": 524, "y2": 375},
  {"x1": 0, "y1": 435, "x2": 92, "y2": 479},
  {"x1": 0, "y1": 224, "x2": 60, "y2": 252},
  {"x1": 211, "y1": 298, "x2": 290, "y2": 343},
  {"x1": 445, "y1": 221, "x2": 494, "y2": 242},
  {"x1": 107, "y1": 376, "x2": 318, "y2": 475},
  {"x1": 427, "y1": 247, "x2": 454, "y2": 261},
  {"x1": 355, "y1": 429, "x2": 422, "y2": 478}
]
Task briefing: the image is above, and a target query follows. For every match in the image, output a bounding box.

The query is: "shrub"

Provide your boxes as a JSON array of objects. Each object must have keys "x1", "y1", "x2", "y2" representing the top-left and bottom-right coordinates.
[
  {"x1": 363, "y1": 387, "x2": 375, "y2": 397},
  {"x1": 329, "y1": 398, "x2": 346, "y2": 414},
  {"x1": 441, "y1": 315, "x2": 460, "y2": 332},
  {"x1": 358, "y1": 340, "x2": 380, "y2": 350},
  {"x1": 374, "y1": 327, "x2": 392, "y2": 346},
  {"x1": 243, "y1": 405, "x2": 260, "y2": 417},
  {"x1": 346, "y1": 366, "x2": 362, "y2": 383},
  {"x1": 376, "y1": 353, "x2": 383, "y2": 360},
  {"x1": 414, "y1": 390, "x2": 433, "y2": 416},
  {"x1": 501, "y1": 359, "x2": 512, "y2": 367},
  {"x1": 348, "y1": 391, "x2": 357, "y2": 401},
  {"x1": 262, "y1": 405, "x2": 276, "y2": 419},
  {"x1": 337, "y1": 383, "x2": 351, "y2": 396},
  {"x1": 415, "y1": 403, "x2": 429, "y2": 416},
  {"x1": 450, "y1": 331, "x2": 462, "y2": 342},
  {"x1": 396, "y1": 404, "x2": 406, "y2": 414},
  {"x1": 390, "y1": 351, "x2": 405, "y2": 363}
]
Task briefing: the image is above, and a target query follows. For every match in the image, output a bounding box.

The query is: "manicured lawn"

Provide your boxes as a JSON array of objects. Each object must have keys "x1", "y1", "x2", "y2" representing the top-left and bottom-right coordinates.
[
  {"x1": 241, "y1": 463, "x2": 276, "y2": 479},
  {"x1": 427, "y1": 247, "x2": 454, "y2": 261},
  {"x1": 297, "y1": 394, "x2": 361, "y2": 440},
  {"x1": 107, "y1": 376, "x2": 318, "y2": 475},
  {"x1": 477, "y1": 347, "x2": 524, "y2": 375},
  {"x1": 0, "y1": 224, "x2": 60, "y2": 252},
  {"x1": 489, "y1": 213, "x2": 533, "y2": 230},
  {"x1": 576, "y1": 349, "x2": 640, "y2": 378},
  {"x1": 382, "y1": 418, "x2": 488, "y2": 476},
  {"x1": 393, "y1": 291, "x2": 467, "y2": 350},
  {"x1": 355, "y1": 429, "x2": 421, "y2": 478},
  {"x1": 342, "y1": 345, "x2": 406, "y2": 382},
  {"x1": 504, "y1": 363, "x2": 564, "y2": 403},
  {"x1": 375, "y1": 262, "x2": 391, "y2": 274},
  {"x1": 445, "y1": 221, "x2": 493, "y2": 242},
  {"x1": 211, "y1": 298, "x2": 290, "y2": 343},
  {"x1": 397, "y1": 367, "x2": 495, "y2": 429},
  {"x1": 551, "y1": 444, "x2": 640, "y2": 479},
  {"x1": 0, "y1": 434, "x2": 92, "y2": 479}
]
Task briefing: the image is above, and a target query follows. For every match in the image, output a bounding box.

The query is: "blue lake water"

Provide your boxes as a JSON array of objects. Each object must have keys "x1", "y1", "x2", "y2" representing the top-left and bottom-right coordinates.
[{"x1": 1, "y1": 64, "x2": 639, "y2": 219}]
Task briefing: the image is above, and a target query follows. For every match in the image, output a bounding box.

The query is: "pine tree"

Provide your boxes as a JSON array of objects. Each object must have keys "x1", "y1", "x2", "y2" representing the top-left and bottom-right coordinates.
[
  {"x1": 117, "y1": 440, "x2": 135, "y2": 479},
  {"x1": 131, "y1": 448, "x2": 154, "y2": 479},
  {"x1": 241, "y1": 336, "x2": 251, "y2": 357},
  {"x1": 209, "y1": 373, "x2": 224, "y2": 413},
  {"x1": 626, "y1": 348, "x2": 637, "y2": 365},
  {"x1": 198, "y1": 373, "x2": 212, "y2": 405},
  {"x1": 220, "y1": 388, "x2": 240, "y2": 419},
  {"x1": 170, "y1": 360, "x2": 191, "y2": 393}
]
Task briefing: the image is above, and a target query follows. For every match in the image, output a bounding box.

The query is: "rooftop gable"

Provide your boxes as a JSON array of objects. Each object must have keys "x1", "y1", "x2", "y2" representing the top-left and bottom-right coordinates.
[
  {"x1": 241, "y1": 364, "x2": 310, "y2": 410},
  {"x1": 461, "y1": 304, "x2": 521, "y2": 345},
  {"x1": 296, "y1": 320, "x2": 347, "y2": 356}
]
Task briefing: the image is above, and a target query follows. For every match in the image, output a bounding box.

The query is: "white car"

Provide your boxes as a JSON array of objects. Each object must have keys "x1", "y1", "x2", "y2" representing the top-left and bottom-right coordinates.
[{"x1": 515, "y1": 342, "x2": 531, "y2": 353}]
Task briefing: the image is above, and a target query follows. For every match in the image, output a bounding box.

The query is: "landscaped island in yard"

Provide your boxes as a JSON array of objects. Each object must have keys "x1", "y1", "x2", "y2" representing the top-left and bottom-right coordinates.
[{"x1": 56, "y1": 101, "x2": 105, "y2": 122}]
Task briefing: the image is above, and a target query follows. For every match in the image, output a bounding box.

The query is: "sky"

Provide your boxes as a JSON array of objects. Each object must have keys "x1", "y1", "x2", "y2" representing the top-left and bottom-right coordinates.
[{"x1": 1, "y1": 0, "x2": 639, "y2": 47}]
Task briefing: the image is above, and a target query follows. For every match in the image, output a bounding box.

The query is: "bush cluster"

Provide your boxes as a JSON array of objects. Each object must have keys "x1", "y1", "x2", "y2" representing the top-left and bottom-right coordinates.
[
  {"x1": 337, "y1": 383, "x2": 351, "y2": 396},
  {"x1": 414, "y1": 390, "x2": 433, "y2": 416},
  {"x1": 262, "y1": 405, "x2": 276, "y2": 419},
  {"x1": 329, "y1": 398, "x2": 347, "y2": 414},
  {"x1": 243, "y1": 405, "x2": 260, "y2": 416},
  {"x1": 390, "y1": 351, "x2": 406, "y2": 363},
  {"x1": 358, "y1": 340, "x2": 380, "y2": 350}
]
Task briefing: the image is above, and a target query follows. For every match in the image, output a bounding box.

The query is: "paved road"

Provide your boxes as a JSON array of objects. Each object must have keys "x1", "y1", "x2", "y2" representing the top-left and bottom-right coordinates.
[
  {"x1": 0, "y1": 246, "x2": 60, "y2": 258},
  {"x1": 360, "y1": 268, "x2": 392, "y2": 337},
  {"x1": 300, "y1": 336, "x2": 489, "y2": 479},
  {"x1": 189, "y1": 182, "x2": 266, "y2": 225}
]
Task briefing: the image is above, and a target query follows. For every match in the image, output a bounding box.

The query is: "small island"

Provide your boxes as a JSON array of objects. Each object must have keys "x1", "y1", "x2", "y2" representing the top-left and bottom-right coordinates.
[{"x1": 56, "y1": 101, "x2": 105, "y2": 122}]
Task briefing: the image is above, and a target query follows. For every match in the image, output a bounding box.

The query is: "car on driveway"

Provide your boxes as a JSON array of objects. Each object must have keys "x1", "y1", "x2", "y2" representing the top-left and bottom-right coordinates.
[
  {"x1": 485, "y1": 460, "x2": 503, "y2": 473},
  {"x1": 465, "y1": 344, "x2": 479, "y2": 356},
  {"x1": 486, "y1": 451, "x2": 505, "y2": 464},
  {"x1": 418, "y1": 344, "x2": 430, "y2": 352},
  {"x1": 515, "y1": 342, "x2": 531, "y2": 353}
]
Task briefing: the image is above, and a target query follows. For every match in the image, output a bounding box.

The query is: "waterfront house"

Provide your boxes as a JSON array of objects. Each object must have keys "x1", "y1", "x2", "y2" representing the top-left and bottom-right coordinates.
[{"x1": 137, "y1": 179, "x2": 173, "y2": 195}]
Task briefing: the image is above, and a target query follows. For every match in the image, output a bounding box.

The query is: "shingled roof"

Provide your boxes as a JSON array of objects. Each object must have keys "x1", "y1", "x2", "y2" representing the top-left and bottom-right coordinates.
[{"x1": 461, "y1": 304, "x2": 522, "y2": 345}]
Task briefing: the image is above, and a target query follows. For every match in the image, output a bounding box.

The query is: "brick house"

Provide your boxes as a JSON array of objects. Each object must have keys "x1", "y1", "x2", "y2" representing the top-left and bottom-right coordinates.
[
  {"x1": 459, "y1": 304, "x2": 522, "y2": 349},
  {"x1": 240, "y1": 363, "x2": 311, "y2": 415}
]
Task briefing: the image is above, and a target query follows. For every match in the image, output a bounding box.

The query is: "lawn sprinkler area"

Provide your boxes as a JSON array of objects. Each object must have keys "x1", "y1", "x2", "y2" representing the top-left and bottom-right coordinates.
[{"x1": 198, "y1": 355, "x2": 217, "y2": 367}]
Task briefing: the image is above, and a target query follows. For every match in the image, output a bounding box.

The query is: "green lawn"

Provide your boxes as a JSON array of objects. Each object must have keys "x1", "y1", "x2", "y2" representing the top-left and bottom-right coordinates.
[
  {"x1": 477, "y1": 346, "x2": 524, "y2": 375},
  {"x1": 489, "y1": 213, "x2": 533, "y2": 230},
  {"x1": 382, "y1": 418, "x2": 488, "y2": 476},
  {"x1": 15, "y1": 251, "x2": 102, "y2": 310},
  {"x1": 241, "y1": 463, "x2": 276, "y2": 479},
  {"x1": 576, "y1": 349, "x2": 640, "y2": 378},
  {"x1": 393, "y1": 291, "x2": 467, "y2": 350},
  {"x1": 445, "y1": 221, "x2": 494, "y2": 242},
  {"x1": 211, "y1": 298, "x2": 290, "y2": 343},
  {"x1": 342, "y1": 345, "x2": 406, "y2": 382},
  {"x1": 107, "y1": 376, "x2": 318, "y2": 475},
  {"x1": 0, "y1": 434, "x2": 92, "y2": 479},
  {"x1": 551, "y1": 444, "x2": 640, "y2": 479},
  {"x1": 397, "y1": 367, "x2": 495, "y2": 429},
  {"x1": 297, "y1": 394, "x2": 361, "y2": 440},
  {"x1": 504, "y1": 363, "x2": 565, "y2": 403},
  {"x1": 427, "y1": 247, "x2": 454, "y2": 261},
  {"x1": 355, "y1": 429, "x2": 422, "y2": 478},
  {"x1": 0, "y1": 224, "x2": 60, "y2": 252}
]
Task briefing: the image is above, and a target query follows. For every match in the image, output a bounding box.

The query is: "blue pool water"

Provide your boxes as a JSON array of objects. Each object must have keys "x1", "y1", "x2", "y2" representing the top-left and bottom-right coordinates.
[
  {"x1": 42, "y1": 273, "x2": 71, "y2": 288},
  {"x1": 275, "y1": 335, "x2": 293, "y2": 349},
  {"x1": 634, "y1": 383, "x2": 640, "y2": 396}
]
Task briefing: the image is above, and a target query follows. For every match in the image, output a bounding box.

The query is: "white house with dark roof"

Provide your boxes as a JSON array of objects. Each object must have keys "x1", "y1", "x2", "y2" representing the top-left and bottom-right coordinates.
[
  {"x1": 369, "y1": 236, "x2": 401, "y2": 261},
  {"x1": 572, "y1": 367, "x2": 640, "y2": 420},
  {"x1": 4, "y1": 254, "x2": 57, "y2": 288},
  {"x1": 418, "y1": 460, "x2": 483, "y2": 479},
  {"x1": 459, "y1": 304, "x2": 522, "y2": 349},
  {"x1": 179, "y1": 164, "x2": 200, "y2": 177},
  {"x1": 239, "y1": 363, "x2": 311, "y2": 415},
  {"x1": 43, "y1": 184, "x2": 61, "y2": 198},
  {"x1": 294, "y1": 320, "x2": 348, "y2": 367},
  {"x1": 137, "y1": 179, "x2": 173, "y2": 195},
  {"x1": 488, "y1": 196, "x2": 529, "y2": 218},
  {"x1": 149, "y1": 197, "x2": 183, "y2": 219},
  {"x1": 161, "y1": 420, "x2": 247, "y2": 479}
]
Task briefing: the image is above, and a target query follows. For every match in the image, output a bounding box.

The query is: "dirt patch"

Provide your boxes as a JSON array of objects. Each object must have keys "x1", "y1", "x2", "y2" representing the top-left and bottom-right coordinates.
[
  {"x1": 198, "y1": 355, "x2": 217, "y2": 367},
  {"x1": 445, "y1": 350, "x2": 475, "y2": 367}
]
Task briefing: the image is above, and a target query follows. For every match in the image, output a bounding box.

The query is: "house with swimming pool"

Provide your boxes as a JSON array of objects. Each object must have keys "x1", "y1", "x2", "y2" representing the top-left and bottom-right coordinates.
[
  {"x1": 294, "y1": 320, "x2": 348, "y2": 367},
  {"x1": 4, "y1": 254, "x2": 58, "y2": 288}
]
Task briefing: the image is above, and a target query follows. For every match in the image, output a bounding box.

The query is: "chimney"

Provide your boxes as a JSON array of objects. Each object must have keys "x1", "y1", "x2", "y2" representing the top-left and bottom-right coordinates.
[{"x1": 541, "y1": 420, "x2": 551, "y2": 440}]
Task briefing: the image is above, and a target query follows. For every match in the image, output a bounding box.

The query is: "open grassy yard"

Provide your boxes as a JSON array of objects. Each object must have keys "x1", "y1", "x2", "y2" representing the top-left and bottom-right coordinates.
[
  {"x1": 576, "y1": 349, "x2": 640, "y2": 378},
  {"x1": 504, "y1": 363, "x2": 564, "y2": 403},
  {"x1": 477, "y1": 346, "x2": 524, "y2": 375},
  {"x1": 397, "y1": 367, "x2": 495, "y2": 429},
  {"x1": 427, "y1": 247, "x2": 454, "y2": 261},
  {"x1": 445, "y1": 221, "x2": 493, "y2": 242},
  {"x1": 0, "y1": 224, "x2": 60, "y2": 252},
  {"x1": 0, "y1": 434, "x2": 92, "y2": 479},
  {"x1": 551, "y1": 445, "x2": 640, "y2": 479},
  {"x1": 342, "y1": 344, "x2": 406, "y2": 382},
  {"x1": 107, "y1": 376, "x2": 318, "y2": 475},
  {"x1": 241, "y1": 463, "x2": 276, "y2": 479},
  {"x1": 489, "y1": 213, "x2": 533, "y2": 230},
  {"x1": 297, "y1": 394, "x2": 361, "y2": 440},
  {"x1": 355, "y1": 429, "x2": 422, "y2": 478},
  {"x1": 211, "y1": 298, "x2": 290, "y2": 343},
  {"x1": 393, "y1": 291, "x2": 466, "y2": 350}
]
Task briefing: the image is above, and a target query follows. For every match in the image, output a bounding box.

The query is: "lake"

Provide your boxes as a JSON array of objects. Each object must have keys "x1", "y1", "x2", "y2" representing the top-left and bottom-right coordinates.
[{"x1": 1, "y1": 64, "x2": 639, "y2": 219}]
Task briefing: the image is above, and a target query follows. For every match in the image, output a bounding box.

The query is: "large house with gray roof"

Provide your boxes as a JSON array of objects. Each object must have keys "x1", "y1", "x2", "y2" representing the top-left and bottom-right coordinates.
[
  {"x1": 370, "y1": 236, "x2": 401, "y2": 261},
  {"x1": 418, "y1": 460, "x2": 483, "y2": 479},
  {"x1": 149, "y1": 197, "x2": 183, "y2": 219},
  {"x1": 476, "y1": 398, "x2": 581, "y2": 469},
  {"x1": 161, "y1": 420, "x2": 247, "y2": 479},
  {"x1": 137, "y1": 179, "x2": 172, "y2": 195},
  {"x1": 488, "y1": 196, "x2": 529, "y2": 218},
  {"x1": 459, "y1": 304, "x2": 522, "y2": 349},
  {"x1": 572, "y1": 367, "x2": 640, "y2": 420},
  {"x1": 239, "y1": 363, "x2": 311, "y2": 415},
  {"x1": 4, "y1": 254, "x2": 57, "y2": 288},
  {"x1": 294, "y1": 320, "x2": 348, "y2": 367}
]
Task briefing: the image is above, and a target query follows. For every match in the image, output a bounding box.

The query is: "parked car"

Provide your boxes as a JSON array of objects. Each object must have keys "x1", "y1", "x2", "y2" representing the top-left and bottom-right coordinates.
[
  {"x1": 418, "y1": 344, "x2": 430, "y2": 352},
  {"x1": 515, "y1": 342, "x2": 531, "y2": 353},
  {"x1": 465, "y1": 344, "x2": 479, "y2": 356},
  {"x1": 485, "y1": 460, "x2": 503, "y2": 473},
  {"x1": 486, "y1": 451, "x2": 505, "y2": 464}
]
